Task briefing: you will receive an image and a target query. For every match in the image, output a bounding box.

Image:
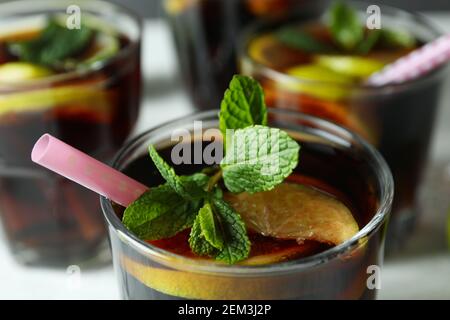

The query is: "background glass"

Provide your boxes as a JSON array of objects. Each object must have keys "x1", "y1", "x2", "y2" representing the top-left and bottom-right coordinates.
[
  {"x1": 163, "y1": 0, "x2": 326, "y2": 110},
  {"x1": 0, "y1": 0, "x2": 142, "y2": 266},
  {"x1": 101, "y1": 109, "x2": 393, "y2": 300},
  {"x1": 239, "y1": 3, "x2": 448, "y2": 251}
]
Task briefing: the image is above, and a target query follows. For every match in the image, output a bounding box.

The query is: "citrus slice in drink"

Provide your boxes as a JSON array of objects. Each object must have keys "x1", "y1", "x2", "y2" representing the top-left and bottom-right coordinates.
[
  {"x1": 121, "y1": 255, "x2": 306, "y2": 299},
  {"x1": 225, "y1": 182, "x2": 359, "y2": 245},
  {"x1": 0, "y1": 80, "x2": 112, "y2": 119},
  {"x1": 0, "y1": 62, "x2": 52, "y2": 83},
  {"x1": 247, "y1": 34, "x2": 310, "y2": 69},
  {"x1": 315, "y1": 55, "x2": 385, "y2": 78},
  {"x1": 284, "y1": 64, "x2": 355, "y2": 101}
]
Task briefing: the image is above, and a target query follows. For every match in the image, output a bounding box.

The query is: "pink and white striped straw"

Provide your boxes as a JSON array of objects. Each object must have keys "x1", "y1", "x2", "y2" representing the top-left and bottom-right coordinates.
[
  {"x1": 32, "y1": 134, "x2": 148, "y2": 207},
  {"x1": 368, "y1": 34, "x2": 450, "y2": 86}
]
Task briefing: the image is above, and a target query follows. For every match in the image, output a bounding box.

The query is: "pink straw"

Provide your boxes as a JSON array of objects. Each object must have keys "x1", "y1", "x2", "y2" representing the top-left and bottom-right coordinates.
[
  {"x1": 31, "y1": 134, "x2": 148, "y2": 207},
  {"x1": 368, "y1": 34, "x2": 450, "y2": 86}
]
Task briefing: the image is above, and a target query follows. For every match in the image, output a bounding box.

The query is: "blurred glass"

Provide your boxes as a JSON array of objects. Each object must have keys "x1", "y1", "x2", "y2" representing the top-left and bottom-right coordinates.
[
  {"x1": 163, "y1": 0, "x2": 325, "y2": 110},
  {"x1": 0, "y1": 0, "x2": 142, "y2": 266},
  {"x1": 238, "y1": 2, "x2": 449, "y2": 251}
]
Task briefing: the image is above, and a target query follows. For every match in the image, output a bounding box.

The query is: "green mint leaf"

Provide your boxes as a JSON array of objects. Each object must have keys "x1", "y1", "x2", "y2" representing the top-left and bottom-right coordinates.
[
  {"x1": 380, "y1": 29, "x2": 416, "y2": 49},
  {"x1": 220, "y1": 125, "x2": 300, "y2": 193},
  {"x1": 219, "y1": 75, "x2": 268, "y2": 140},
  {"x1": 8, "y1": 19, "x2": 94, "y2": 67},
  {"x1": 356, "y1": 29, "x2": 381, "y2": 54},
  {"x1": 189, "y1": 215, "x2": 218, "y2": 256},
  {"x1": 276, "y1": 27, "x2": 333, "y2": 53},
  {"x1": 148, "y1": 145, "x2": 207, "y2": 200},
  {"x1": 328, "y1": 1, "x2": 363, "y2": 51},
  {"x1": 212, "y1": 198, "x2": 250, "y2": 264},
  {"x1": 197, "y1": 202, "x2": 224, "y2": 250},
  {"x1": 123, "y1": 184, "x2": 199, "y2": 240}
]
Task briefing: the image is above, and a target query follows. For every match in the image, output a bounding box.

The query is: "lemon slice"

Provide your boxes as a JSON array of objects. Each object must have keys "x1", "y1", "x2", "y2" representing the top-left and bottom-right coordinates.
[
  {"x1": 0, "y1": 85, "x2": 111, "y2": 117},
  {"x1": 285, "y1": 64, "x2": 354, "y2": 101},
  {"x1": 315, "y1": 55, "x2": 385, "y2": 78},
  {"x1": 0, "y1": 62, "x2": 52, "y2": 83},
  {"x1": 225, "y1": 183, "x2": 359, "y2": 245}
]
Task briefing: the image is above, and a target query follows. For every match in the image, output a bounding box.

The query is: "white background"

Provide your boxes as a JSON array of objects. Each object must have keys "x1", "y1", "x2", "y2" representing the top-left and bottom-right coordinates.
[{"x1": 1, "y1": 14, "x2": 450, "y2": 299}]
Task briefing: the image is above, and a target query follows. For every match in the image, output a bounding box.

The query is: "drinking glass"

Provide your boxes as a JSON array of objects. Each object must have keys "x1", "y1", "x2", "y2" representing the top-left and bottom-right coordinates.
[
  {"x1": 238, "y1": 2, "x2": 448, "y2": 250},
  {"x1": 101, "y1": 109, "x2": 393, "y2": 300},
  {"x1": 0, "y1": 0, "x2": 142, "y2": 266}
]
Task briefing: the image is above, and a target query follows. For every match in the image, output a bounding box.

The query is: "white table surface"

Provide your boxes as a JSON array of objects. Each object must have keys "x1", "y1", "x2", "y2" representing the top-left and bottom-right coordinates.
[{"x1": 1, "y1": 14, "x2": 450, "y2": 300}]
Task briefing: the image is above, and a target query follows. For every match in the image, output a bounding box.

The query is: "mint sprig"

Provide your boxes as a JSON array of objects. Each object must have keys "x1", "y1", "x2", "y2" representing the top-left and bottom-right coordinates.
[
  {"x1": 273, "y1": 1, "x2": 415, "y2": 56},
  {"x1": 329, "y1": 1, "x2": 364, "y2": 51},
  {"x1": 122, "y1": 75, "x2": 300, "y2": 264},
  {"x1": 8, "y1": 19, "x2": 94, "y2": 68},
  {"x1": 327, "y1": 1, "x2": 416, "y2": 53}
]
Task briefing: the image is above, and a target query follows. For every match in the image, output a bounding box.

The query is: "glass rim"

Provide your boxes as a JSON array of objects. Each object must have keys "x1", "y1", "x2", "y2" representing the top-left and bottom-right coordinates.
[
  {"x1": 101, "y1": 109, "x2": 393, "y2": 276},
  {"x1": 238, "y1": 1, "x2": 447, "y2": 92},
  {"x1": 0, "y1": 0, "x2": 142, "y2": 90}
]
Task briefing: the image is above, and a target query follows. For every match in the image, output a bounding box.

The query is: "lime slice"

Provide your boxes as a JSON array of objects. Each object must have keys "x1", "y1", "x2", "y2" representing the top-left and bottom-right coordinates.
[
  {"x1": 315, "y1": 55, "x2": 385, "y2": 78},
  {"x1": 285, "y1": 64, "x2": 354, "y2": 101},
  {"x1": 0, "y1": 85, "x2": 111, "y2": 117},
  {"x1": 0, "y1": 62, "x2": 52, "y2": 83},
  {"x1": 225, "y1": 183, "x2": 359, "y2": 246}
]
